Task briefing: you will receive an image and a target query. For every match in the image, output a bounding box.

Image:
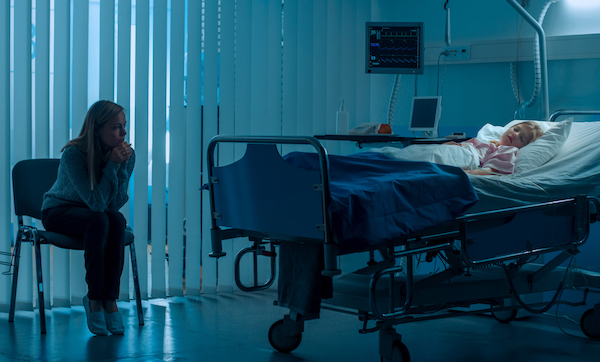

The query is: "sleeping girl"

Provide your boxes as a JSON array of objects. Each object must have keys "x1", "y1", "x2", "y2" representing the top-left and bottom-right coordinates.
[{"x1": 371, "y1": 121, "x2": 544, "y2": 175}]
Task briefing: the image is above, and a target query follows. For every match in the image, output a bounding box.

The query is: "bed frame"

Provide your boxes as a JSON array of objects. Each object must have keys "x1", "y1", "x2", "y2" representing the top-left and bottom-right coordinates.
[{"x1": 206, "y1": 131, "x2": 600, "y2": 361}]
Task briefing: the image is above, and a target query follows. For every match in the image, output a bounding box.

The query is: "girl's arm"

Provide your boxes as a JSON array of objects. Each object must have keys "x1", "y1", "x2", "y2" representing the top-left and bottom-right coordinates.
[{"x1": 464, "y1": 168, "x2": 501, "y2": 176}]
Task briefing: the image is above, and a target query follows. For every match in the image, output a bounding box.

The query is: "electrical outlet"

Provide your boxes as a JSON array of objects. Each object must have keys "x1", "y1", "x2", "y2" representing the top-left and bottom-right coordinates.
[{"x1": 441, "y1": 45, "x2": 470, "y2": 60}]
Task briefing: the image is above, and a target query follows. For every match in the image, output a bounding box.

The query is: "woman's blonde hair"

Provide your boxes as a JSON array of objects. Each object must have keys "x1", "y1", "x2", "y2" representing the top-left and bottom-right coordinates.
[{"x1": 63, "y1": 100, "x2": 125, "y2": 190}]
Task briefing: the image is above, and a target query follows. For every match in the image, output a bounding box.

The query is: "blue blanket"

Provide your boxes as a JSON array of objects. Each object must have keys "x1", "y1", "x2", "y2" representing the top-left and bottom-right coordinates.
[{"x1": 284, "y1": 152, "x2": 478, "y2": 253}]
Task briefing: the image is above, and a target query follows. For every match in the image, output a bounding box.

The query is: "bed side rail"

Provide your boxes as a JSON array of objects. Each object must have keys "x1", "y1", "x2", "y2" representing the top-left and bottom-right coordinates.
[
  {"x1": 549, "y1": 109, "x2": 600, "y2": 122},
  {"x1": 460, "y1": 195, "x2": 593, "y2": 266},
  {"x1": 206, "y1": 135, "x2": 341, "y2": 276}
]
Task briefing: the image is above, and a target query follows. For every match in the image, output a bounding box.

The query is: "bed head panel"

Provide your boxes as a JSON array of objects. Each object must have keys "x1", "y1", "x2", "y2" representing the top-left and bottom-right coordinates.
[{"x1": 211, "y1": 144, "x2": 325, "y2": 241}]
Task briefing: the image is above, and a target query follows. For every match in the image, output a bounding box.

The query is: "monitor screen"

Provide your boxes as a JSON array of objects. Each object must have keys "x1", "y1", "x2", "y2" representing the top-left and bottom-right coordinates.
[
  {"x1": 366, "y1": 22, "x2": 424, "y2": 75},
  {"x1": 408, "y1": 96, "x2": 441, "y2": 135}
]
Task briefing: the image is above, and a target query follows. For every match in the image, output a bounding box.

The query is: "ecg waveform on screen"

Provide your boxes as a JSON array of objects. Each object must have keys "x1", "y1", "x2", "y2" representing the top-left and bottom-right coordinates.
[
  {"x1": 368, "y1": 27, "x2": 421, "y2": 69},
  {"x1": 378, "y1": 58, "x2": 418, "y2": 64},
  {"x1": 380, "y1": 46, "x2": 418, "y2": 51}
]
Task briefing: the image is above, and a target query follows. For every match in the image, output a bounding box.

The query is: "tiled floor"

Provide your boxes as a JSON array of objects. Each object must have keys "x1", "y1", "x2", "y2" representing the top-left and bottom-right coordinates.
[{"x1": 1, "y1": 289, "x2": 599, "y2": 361}]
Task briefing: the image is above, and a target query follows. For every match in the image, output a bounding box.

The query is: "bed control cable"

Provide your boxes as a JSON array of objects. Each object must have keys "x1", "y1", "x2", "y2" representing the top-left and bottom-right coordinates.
[{"x1": 502, "y1": 260, "x2": 569, "y2": 314}]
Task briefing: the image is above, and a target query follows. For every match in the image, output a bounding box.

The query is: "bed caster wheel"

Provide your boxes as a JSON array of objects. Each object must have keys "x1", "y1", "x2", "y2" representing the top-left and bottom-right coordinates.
[
  {"x1": 268, "y1": 319, "x2": 302, "y2": 353},
  {"x1": 381, "y1": 340, "x2": 410, "y2": 362},
  {"x1": 581, "y1": 308, "x2": 600, "y2": 339},
  {"x1": 492, "y1": 308, "x2": 518, "y2": 324}
]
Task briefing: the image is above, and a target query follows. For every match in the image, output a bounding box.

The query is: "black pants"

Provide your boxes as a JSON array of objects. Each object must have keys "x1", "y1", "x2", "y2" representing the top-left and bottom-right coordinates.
[{"x1": 42, "y1": 206, "x2": 126, "y2": 301}]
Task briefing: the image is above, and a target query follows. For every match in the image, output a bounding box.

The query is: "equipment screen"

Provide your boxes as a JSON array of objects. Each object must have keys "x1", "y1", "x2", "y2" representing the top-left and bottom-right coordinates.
[{"x1": 366, "y1": 22, "x2": 423, "y2": 75}]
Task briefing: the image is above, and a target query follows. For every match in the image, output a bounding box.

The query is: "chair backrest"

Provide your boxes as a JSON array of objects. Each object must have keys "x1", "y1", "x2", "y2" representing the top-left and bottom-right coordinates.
[{"x1": 12, "y1": 159, "x2": 61, "y2": 220}]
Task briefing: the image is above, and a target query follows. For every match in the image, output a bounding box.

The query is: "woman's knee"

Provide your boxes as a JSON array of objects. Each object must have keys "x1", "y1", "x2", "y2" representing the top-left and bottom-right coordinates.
[
  {"x1": 105, "y1": 211, "x2": 127, "y2": 246},
  {"x1": 85, "y1": 212, "x2": 111, "y2": 236},
  {"x1": 106, "y1": 211, "x2": 127, "y2": 229}
]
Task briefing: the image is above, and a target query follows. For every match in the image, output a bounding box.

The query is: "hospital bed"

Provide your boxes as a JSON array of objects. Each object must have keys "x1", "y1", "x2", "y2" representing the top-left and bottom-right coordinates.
[{"x1": 206, "y1": 110, "x2": 600, "y2": 361}]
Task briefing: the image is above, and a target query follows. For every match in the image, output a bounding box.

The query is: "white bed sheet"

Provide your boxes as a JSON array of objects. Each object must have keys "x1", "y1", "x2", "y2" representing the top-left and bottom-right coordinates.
[
  {"x1": 469, "y1": 121, "x2": 600, "y2": 212},
  {"x1": 370, "y1": 143, "x2": 479, "y2": 170}
]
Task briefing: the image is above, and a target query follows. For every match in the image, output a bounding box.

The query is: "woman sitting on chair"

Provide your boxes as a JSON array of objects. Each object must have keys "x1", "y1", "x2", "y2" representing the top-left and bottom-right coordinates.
[{"x1": 41, "y1": 100, "x2": 135, "y2": 336}]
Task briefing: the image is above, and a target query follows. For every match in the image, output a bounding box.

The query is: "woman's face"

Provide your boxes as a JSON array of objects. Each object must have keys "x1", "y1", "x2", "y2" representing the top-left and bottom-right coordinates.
[
  {"x1": 500, "y1": 123, "x2": 533, "y2": 149},
  {"x1": 98, "y1": 112, "x2": 127, "y2": 149}
]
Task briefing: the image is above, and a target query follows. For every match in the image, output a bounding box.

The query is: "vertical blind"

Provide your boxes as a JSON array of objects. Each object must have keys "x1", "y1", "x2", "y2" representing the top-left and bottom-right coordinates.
[{"x1": 0, "y1": 0, "x2": 372, "y2": 311}]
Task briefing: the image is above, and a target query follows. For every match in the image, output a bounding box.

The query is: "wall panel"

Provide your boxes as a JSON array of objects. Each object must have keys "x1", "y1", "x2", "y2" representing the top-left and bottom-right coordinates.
[
  {"x1": 311, "y1": 1, "x2": 328, "y2": 138},
  {"x1": 266, "y1": 0, "x2": 283, "y2": 135},
  {"x1": 134, "y1": 0, "x2": 150, "y2": 300},
  {"x1": 35, "y1": 0, "x2": 51, "y2": 309},
  {"x1": 167, "y1": 0, "x2": 185, "y2": 297},
  {"x1": 51, "y1": 0, "x2": 73, "y2": 308},
  {"x1": 294, "y1": 0, "x2": 309, "y2": 137},
  {"x1": 13, "y1": 0, "x2": 34, "y2": 311},
  {"x1": 185, "y1": 0, "x2": 203, "y2": 296},
  {"x1": 69, "y1": 0, "x2": 90, "y2": 304},
  {"x1": 116, "y1": 0, "x2": 133, "y2": 301},
  {"x1": 281, "y1": 0, "x2": 299, "y2": 141},
  {"x1": 151, "y1": 0, "x2": 168, "y2": 299},
  {"x1": 0, "y1": 0, "x2": 11, "y2": 309},
  {"x1": 99, "y1": 0, "x2": 115, "y2": 100},
  {"x1": 354, "y1": 0, "x2": 370, "y2": 132},
  {"x1": 201, "y1": 0, "x2": 221, "y2": 292}
]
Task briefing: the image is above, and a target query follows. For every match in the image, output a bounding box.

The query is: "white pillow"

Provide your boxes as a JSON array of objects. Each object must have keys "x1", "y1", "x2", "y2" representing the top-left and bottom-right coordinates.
[
  {"x1": 475, "y1": 118, "x2": 573, "y2": 173},
  {"x1": 513, "y1": 118, "x2": 572, "y2": 173}
]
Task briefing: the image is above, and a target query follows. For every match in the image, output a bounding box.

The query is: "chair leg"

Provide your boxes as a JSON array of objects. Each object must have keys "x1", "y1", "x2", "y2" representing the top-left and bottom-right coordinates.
[
  {"x1": 8, "y1": 233, "x2": 23, "y2": 323},
  {"x1": 34, "y1": 240, "x2": 47, "y2": 334},
  {"x1": 129, "y1": 241, "x2": 144, "y2": 325}
]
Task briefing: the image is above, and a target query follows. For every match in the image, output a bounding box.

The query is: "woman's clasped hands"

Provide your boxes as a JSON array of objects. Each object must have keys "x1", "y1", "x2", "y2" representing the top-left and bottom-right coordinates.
[{"x1": 109, "y1": 142, "x2": 133, "y2": 164}]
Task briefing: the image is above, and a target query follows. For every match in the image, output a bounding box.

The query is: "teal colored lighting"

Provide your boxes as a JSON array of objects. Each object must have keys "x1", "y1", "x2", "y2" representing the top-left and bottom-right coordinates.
[{"x1": 565, "y1": 0, "x2": 600, "y2": 8}]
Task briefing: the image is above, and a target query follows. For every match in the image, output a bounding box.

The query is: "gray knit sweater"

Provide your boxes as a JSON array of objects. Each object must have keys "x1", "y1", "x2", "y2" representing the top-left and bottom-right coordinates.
[{"x1": 41, "y1": 145, "x2": 135, "y2": 213}]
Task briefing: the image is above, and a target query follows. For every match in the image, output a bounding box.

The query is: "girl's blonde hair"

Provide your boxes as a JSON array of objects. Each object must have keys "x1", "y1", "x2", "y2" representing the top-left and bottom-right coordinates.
[
  {"x1": 517, "y1": 121, "x2": 544, "y2": 145},
  {"x1": 63, "y1": 100, "x2": 125, "y2": 190}
]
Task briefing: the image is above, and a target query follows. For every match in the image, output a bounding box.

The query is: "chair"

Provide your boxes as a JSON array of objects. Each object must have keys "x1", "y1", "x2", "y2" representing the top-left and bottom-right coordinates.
[{"x1": 8, "y1": 159, "x2": 144, "y2": 334}]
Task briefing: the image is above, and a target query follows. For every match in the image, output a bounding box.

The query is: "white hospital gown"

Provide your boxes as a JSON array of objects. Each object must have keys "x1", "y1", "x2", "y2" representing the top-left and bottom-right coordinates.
[{"x1": 370, "y1": 138, "x2": 518, "y2": 174}]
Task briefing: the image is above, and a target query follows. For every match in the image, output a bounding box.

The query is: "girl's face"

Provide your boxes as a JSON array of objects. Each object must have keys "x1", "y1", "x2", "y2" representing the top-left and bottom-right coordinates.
[
  {"x1": 500, "y1": 123, "x2": 533, "y2": 149},
  {"x1": 98, "y1": 112, "x2": 127, "y2": 149}
]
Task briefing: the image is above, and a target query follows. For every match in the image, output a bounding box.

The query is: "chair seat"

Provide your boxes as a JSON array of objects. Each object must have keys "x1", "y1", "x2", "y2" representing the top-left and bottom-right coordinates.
[{"x1": 38, "y1": 229, "x2": 135, "y2": 250}]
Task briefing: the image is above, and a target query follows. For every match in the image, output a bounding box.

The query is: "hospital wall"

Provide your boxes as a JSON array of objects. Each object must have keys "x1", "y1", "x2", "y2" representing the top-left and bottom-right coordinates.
[{"x1": 368, "y1": 0, "x2": 600, "y2": 133}]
